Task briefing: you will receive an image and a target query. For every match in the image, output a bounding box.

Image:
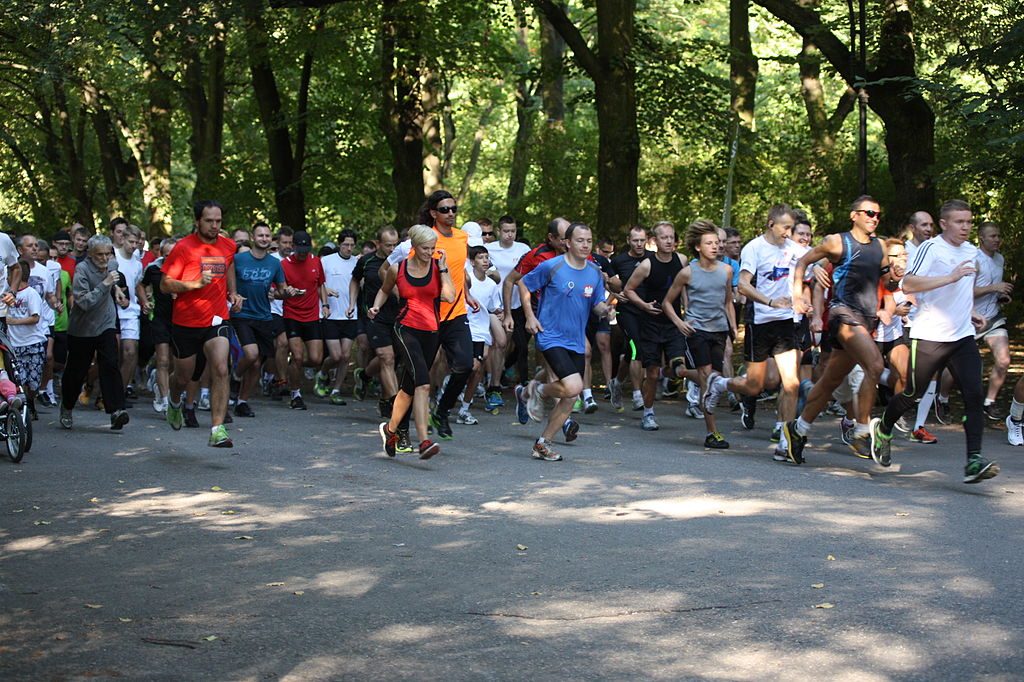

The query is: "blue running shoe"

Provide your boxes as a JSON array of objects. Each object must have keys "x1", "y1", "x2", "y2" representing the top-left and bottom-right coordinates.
[
  {"x1": 562, "y1": 418, "x2": 579, "y2": 442},
  {"x1": 515, "y1": 385, "x2": 529, "y2": 425}
]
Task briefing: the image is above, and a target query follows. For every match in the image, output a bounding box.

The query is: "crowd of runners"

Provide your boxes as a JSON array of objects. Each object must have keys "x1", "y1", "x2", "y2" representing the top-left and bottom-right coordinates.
[{"x1": 6, "y1": 191, "x2": 1016, "y2": 484}]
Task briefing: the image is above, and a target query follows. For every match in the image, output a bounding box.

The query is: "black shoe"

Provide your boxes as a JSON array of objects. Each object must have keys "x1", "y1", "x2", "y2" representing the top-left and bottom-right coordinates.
[
  {"x1": 782, "y1": 420, "x2": 806, "y2": 464},
  {"x1": 429, "y1": 411, "x2": 453, "y2": 440},
  {"x1": 125, "y1": 384, "x2": 136, "y2": 399},
  {"x1": 740, "y1": 395, "x2": 756, "y2": 430},
  {"x1": 184, "y1": 406, "x2": 200, "y2": 428},
  {"x1": 234, "y1": 402, "x2": 256, "y2": 418},
  {"x1": 290, "y1": 395, "x2": 307, "y2": 410},
  {"x1": 223, "y1": 411, "x2": 233, "y2": 424},
  {"x1": 934, "y1": 399, "x2": 951, "y2": 425},
  {"x1": 110, "y1": 409, "x2": 130, "y2": 430},
  {"x1": 704, "y1": 432, "x2": 729, "y2": 449},
  {"x1": 395, "y1": 428, "x2": 413, "y2": 454},
  {"x1": 982, "y1": 403, "x2": 1004, "y2": 421}
]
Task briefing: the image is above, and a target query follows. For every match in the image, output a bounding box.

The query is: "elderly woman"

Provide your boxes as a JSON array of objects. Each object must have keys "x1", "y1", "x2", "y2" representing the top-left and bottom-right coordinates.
[{"x1": 59, "y1": 235, "x2": 128, "y2": 430}]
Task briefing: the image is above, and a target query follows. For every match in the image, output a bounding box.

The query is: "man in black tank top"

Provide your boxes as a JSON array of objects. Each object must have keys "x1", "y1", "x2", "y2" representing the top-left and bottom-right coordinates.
[
  {"x1": 783, "y1": 195, "x2": 891, "y2": 464},
  {"x1": 607, "y1": 226, "x2": 648, "y2": 411},
  {"x1": 623, "y1": 222, "x2": 688, "y2": 432}
]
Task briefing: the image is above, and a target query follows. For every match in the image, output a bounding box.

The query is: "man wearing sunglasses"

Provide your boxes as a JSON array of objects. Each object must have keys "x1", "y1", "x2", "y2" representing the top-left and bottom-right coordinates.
[{"x1": 781, "y1": 195, "x2": 891, "y2": 464}]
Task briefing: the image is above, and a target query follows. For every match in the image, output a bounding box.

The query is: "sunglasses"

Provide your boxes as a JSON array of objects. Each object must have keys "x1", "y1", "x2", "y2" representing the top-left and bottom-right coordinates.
[
  {"x1": 857, "y1": 209, "x2": 882, "y2": 218},
  {"x1": 481, "y1": 231, "x2": 494, "y2": 236},
  {"x1": 435, "y1": 205, "x2": 458, "y2": 215}
]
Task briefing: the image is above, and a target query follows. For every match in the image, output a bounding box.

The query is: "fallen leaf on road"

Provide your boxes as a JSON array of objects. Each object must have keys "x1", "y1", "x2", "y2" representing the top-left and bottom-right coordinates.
[
  {"x1": 32, "y1": 505, "x2": 40, "y2": 510},
  {"x1": 118, "y1": 617, "x2": 132, "y2": 623},
  {"x1": 826, "y1": 555, "x2": 836, "y2": 561},
  {"x1": 266, "y1": 582, "x2": 285, "y2": 587},
  {"x1": 813, "y1": 602, "x2": 835, "y2": 609},
  {"x1": 221, "y1": 510, "x2": 237, "y2": 515},
  {"x1": 12, "y1": 509, "x2": 23, "y2": 513},
  {"x1": 531, "y1": 591, "x2": 541, "y2": 596},
  {"x1": 895, "y1": 512, "x2": 910, "y2": 517},
  {"x1": 192, "y1": 512, "x2": 207, "y2": 517},
  {"x1": 34, "y1": 521, "x2": 51, "y2": 526},
  {"x1": 811, "y1": 583, "x2": 825, "y2": 589},
  {"x1": 293, "y1": 591, "x2": 304, "y2": 596},
  {"x1": 118, "y1": 480, "x2": 125, "y2": 484},
  {"x1": 211, "y1": 486, "x2": 223, "y2": 492},
  {"x1": 89, "y1": 497, "x2": 100, "y2": 504},
  {"x1": 84, "y1": 603, "x2": 103, "y2": 609},
  {"x1": 392, "y1": 543, "x2": 405, "y2": 547},
  {"x1": 303, "y1": 485, "x2": 314, "y2": 488},
  {"x1": 204, "y1": 635, "x2": 218, "y2": 642},
  {"x1": 235, "y1": 535, "x2": 254, "y2": 540},
  {"x1": 516, "y1": 544, "x2": 528, "y2": 551}
]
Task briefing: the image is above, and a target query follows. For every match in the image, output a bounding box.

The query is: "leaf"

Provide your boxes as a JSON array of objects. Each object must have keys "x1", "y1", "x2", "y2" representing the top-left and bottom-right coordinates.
[
  {"x1": 118, "y1": 617, "x2": 133, "y2": 623},
  {"x1": 826, "y1": 555, "x2": 836, "y2": 561},
  {"x1": 813, "y1": 602, "x2": 835, "y2": 609},
  {"x1": 211, "y1": 486, "x2": 223, "y2": 492},
  {"x1": 895, "y1": 512, "x2": 910, "y2": 517},
  {"x1": 235, "y1": 535, "x2": 254, "y2": 540},
  {"x1": 34, "y1": 520, "x2": 51, "y2": 526},
  {"x1": 89, "y1": 497, "x2": 100, "y2": 503},
  {"x1": 221, "y1": 510, "x2": 237, "y2": 515},
  {"x1": 392, "y1": 543, "x2": 405, "y2": 547},
  {"x1": 84, "y1": 603, "x2": 103, "y2": 609},
  {"x1": 811, "y1": 583, "x2": 825, "y2": 589},
  {"x1": 265, "y1": 582, "x2": 285, "y2": 587},
  {"x1": 118, "y1": 480, "x2": 125, "y2": 484},
  {"x1": 203, "y1": 635, "x2": 218, "y2": 642},
  {"x1": 516, "y1": 544, "x2": 528, "y2": 551},
  {"x1": 293, "y1": 591, "x2": 304, "y2": 596}
]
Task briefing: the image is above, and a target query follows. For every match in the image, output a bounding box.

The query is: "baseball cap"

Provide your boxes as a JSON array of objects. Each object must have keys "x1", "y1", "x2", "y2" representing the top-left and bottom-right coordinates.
[
  {"x1": 293, "y1": 230, "x2": 312, "y2": 254},
  {"x1": 52, "y1": 230, "x2": 72, "y2": 243}
]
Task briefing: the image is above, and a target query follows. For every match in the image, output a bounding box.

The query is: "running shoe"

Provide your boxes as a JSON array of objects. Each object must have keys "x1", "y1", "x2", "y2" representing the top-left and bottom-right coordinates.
[
  {"x1": 456, "y1": 409, "x2": 479, "y2": 425},
  {"x1": 909, "y1": 426, "x2": 938, "y2": 444},
  {"x1": 562, "y1": 418, "x2": 579, "y2": 442},
  {"x1": 419, "y1": 439, "x2": 440, "y2": 460},
  {"x1": 514, "y1": 385, "x2": 530, "y2": 425},
  {"x1": 304, "y1": 367, "x2": 316, "y2": 381},
  {"x1": 37, "y1": 392, "x2": 54, "y2": 407},
  {"x1": 663, "y1": 378, "x2": 682, "y2": 398},
  {"x1": 234, "y1": 402, "x2": 256, "y2": 418},
  {"x1": 526, "y1": 381, "x2": 545, "y2": 423},
  {"x1": 609, "y1": 378, "x2": 623, "y2": 412},
  {"x1": 781, "y1": 421, "x2": 806, "y2": 464},
  {"x1": 485, "y1": 391, "x2": 503, "y2": 411},
  {"x1": 869, "y1": 417, "x2": 892, "y2": 467},
  {"x1": 197, "y1": 393, "x2": 211, "y2": 411},
  {"x1": 934, "y1": 399, "x2": 951, "y2": 425},
  {"x1": 59, "y1": 405, "x2": 73, "y2": 430},
  {"x1": 632, "y1": 395, "x2": 644, "y2": 411},
  {"x1": 982, "y1": 403, "x2": 1004, "y2": 421},
  {"x1": 396, "y1": 428, "x2": 413, "y2": 454},
  {"x1": 184, "y1": 406, "x2": 200, "y2": 428},
  {"x1": 329, "y1": 390, "x2": 347, "y2": 406},
  {"x1": 772, "y1": 448, "x2": 791, "y2": 463},
  {"x1": 702, "y1": 372, "x2": 725, "y2": 414},
  {"x1": 583, "y1": 396, "x2": 598, "y2": 414},
  {"x1": 840, "y1": 417, "x2": 856, "y2": 445},
  {"x1": 125, "y1": 384, "x2": 137, "y2": 400},
  {"x1": 641, "y1": 413, "x2": 659, "y2": 431},
  {"x1": 352, "y1": 368, "x2": 367, "y2": 400},
  {"x1": 685, "y1": 403, "x2": 704, "y2": 419},
  {"x1": 209, "y1": 424, "x2": 233, "y2": 448},
  {"x1": 313, "y1": 372, "x2": 330, "y2": 398},
  {"x1": 704, "y1": 432, "x2": 729, "y2": 449},
  {"x1": 770, "y1": 425, "x2": 781, "y2": 443},
  {"x1": 110, "y1": 409, "x2": 130, "y2": 431},
  {"x1": 963, "y1": 455, "x2": 1000, "y2": 484},
  {"x1": 893, "y1": 415, "x2": 912, "y2": 433},
  {"x1": 685, "y1": 380, "x2": 700, "y2": 406},
  {"x1": 153, "y1": 395, "x2": 167, "y2": 414},
  {"x1": 849, "y1": 434, "x2": 872, "y2": 459},
  {"x1": 824, "y1": 399, "x2": 846, "y2": 417},
  {"x1": 572, "y1": 397, "x2": 583, "y2": 413},
  {"x1": 532, "y1": 439, "x2": 562, "y2": 461},
  {"x1": 378, "y1": 422, "x2": 397, "y2": 457},
  {"x1": 1006, "y1": 416, "x2": 1024, "y2": 447},
  {"x1": 430, "y1": 411, "x2": 453, "y2": 440},
  {"x1": 740, "y1": 396, "x2": 756, "y2": 430},
  {"x1": 290, "y1": 395, "x2": 307, "y2": 410},
  {"x1": 166, "y1": 401, "x2": 184, "y2": 430}
]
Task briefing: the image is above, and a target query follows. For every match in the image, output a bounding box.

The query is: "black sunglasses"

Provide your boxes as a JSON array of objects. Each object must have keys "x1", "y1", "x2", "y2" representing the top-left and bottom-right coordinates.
[
  {"x1": 481, "y1": 231, "x2": 494, "y2": 236},
  {"x1": 435, "y1": 205, "x2": 458, "y2": 215},
  {"x1": 856, "y1": 209, "x2": 882, "y2": 218}
]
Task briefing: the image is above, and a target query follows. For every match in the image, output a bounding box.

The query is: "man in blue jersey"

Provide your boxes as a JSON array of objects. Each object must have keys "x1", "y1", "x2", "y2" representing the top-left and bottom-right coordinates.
[{"x1": 516, "y1": 223, "x2": 613, "y2": 461}]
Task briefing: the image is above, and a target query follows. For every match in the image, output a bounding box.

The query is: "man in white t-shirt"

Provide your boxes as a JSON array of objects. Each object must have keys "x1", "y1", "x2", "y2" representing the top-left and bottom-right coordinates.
[
  {"x1": 902, "y1": 211, "x2": 934, "y2": 265},
  {"x1": 486, "y1": 216, "x2": 529, "y2": 406},
  {"x1": 113, "y1": 223, "x2": 147, "y2": 397},
  {"x1": 0, "y1": 231, "x2": 22, "y2": 325},
  {"x1": 315, "y1": 229, "x2": 360, "y2": 404},
  {"x1": 971, "y1": 222, "x2": 1011, "y2": 420},
  {"x1": 871, "y1": 199, "x2": 998, "y2": 484},
  {"x1": 705, "y1": 204, "x2": 809, "y2": 461},
  {"x1": 456, "y1": 245, "x2": 503, "y2": 424}
]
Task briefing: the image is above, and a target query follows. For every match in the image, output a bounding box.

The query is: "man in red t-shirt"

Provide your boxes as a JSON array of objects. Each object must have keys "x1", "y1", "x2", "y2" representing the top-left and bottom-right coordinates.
[
  {"x1": 161, "y1": 200, "x2": 242, "y2": 448},
  {"x1": 280, "y1": 230, "x2": 329, "y2": 410},
  {"x1": 53, "y1": 229, "x2": 77, "y2": 279}
]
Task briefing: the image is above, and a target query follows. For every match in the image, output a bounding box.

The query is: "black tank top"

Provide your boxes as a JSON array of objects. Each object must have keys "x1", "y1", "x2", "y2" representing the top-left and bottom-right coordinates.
[
  {"x1": 830, "y1": 232, "x2": 883, "y2": 317},
  {"x1": 644, "y1": 252, "x2": 684, "y2": 319}
]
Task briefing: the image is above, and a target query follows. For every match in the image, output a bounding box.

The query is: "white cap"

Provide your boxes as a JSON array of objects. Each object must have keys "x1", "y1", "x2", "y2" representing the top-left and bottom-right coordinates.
[{"x1": 461, "y1": 221, "x2": 483, "y2": 247}]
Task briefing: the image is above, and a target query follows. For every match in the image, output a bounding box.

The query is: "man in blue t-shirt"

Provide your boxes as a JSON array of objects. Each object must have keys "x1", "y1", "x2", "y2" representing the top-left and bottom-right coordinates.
[
  {"x1": 515, "y1": 222, "x2": 613, "y2": 462},
  {"x1": 230, "y1": 223, "x2": 292, "y2": 417}
]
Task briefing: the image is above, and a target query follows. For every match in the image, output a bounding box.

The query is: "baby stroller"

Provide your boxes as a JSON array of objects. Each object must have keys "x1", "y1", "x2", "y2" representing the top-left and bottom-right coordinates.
[{"x1": 0, "y1": 327, "x2": 31, "y2": 463}]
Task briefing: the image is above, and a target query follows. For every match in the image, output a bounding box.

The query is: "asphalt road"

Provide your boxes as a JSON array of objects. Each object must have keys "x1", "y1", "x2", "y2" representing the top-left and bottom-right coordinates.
[{"x1": 2, "y1": 392, "x2": 1021, "y2": 680}]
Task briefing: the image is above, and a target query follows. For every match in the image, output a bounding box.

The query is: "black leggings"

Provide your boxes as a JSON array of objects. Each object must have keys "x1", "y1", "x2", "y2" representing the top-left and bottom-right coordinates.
[
  {"x1": 434, "y1": 315, "x2": 474, "y2": 415},
  {"x1": 881, "y1": 336, "x2": 984, "y2": 458},
  {"x1": 504, "y1": 306, "x2": 531, "y2": 385},
  {"x1": 61, "y1": 329, "x2": 125, "y2": 414},
  {"x1": 394, "y1": 325, "x2": 439, "y2": 396}
]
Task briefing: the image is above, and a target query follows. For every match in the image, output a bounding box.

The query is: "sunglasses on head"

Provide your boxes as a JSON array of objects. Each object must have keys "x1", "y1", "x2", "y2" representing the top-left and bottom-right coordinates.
[
  {"x1": 857, "y1": 209, "x2": 882, "y2": 218},
  {"x1": 435, "y1": 205, "x2": 458, "y2": 215}
]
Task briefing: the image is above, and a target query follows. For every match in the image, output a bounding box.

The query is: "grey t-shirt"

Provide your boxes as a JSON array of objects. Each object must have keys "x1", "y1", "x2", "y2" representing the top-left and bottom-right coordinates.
[{"x1": 683, "y1": 260, "x2": 730, "y2": 332}]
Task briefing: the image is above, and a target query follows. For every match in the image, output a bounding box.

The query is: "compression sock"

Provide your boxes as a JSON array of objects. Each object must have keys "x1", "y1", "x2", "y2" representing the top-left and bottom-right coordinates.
[{"x1": 916, "y1": 380, "x2": 937, "y2": 429}]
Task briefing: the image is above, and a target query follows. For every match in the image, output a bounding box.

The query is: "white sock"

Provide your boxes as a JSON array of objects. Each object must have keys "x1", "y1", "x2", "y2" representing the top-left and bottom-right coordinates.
[
  {"x1": 916, "y1": 380, "x2": 937, "y2": 429},
  {"x1": 582, "y1": 388, "x2": 593, "y2": 400},
  {"x1": 292, "y1": 389, "x2": 301, "y2": 399},
  {"x1": 45, "y1": 379, "x2": 54, "y2": 394},
  {"x1": 854, "y1": 423, "x2": 870, "y2": 437},
  {"x1": 1011, "y1": 399, "x2": 1024, "y2": 422},
  {"x1": 461, "y1": 400, "x2": 471, "y2": 412},
  {"x1": 633, "y1": 390, "x2": 642, "y2": 401},
  {"x1": 795, "y1": 416, "x2": 812, "y2": 436},
  {"x1": 984, "y1": 398, "x2": 995, "y2": 406},
  {"x1": 644, "y1": 407, "x2": 655, "y2": 417}
]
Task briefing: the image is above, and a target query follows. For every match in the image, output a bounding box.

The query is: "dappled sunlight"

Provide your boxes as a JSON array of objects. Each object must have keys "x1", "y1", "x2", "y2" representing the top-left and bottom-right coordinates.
[
  {"x1": 300, "y1": 568, "x2": 379, "y2": 598},
  {"x1": 369, "y1": 623, "x2": 442, "y2": 644},
  {"x1": 414, "y1": 504, "x2": 480, "y2": 526},
  {"x1": 2, "y1": 528, "x2": 109, "y2": 555}
]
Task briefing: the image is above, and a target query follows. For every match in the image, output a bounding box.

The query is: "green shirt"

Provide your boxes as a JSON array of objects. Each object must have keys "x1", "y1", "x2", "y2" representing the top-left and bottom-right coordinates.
[{"x1": 54, "y1": 269, "x2": 71, "y2": 333}]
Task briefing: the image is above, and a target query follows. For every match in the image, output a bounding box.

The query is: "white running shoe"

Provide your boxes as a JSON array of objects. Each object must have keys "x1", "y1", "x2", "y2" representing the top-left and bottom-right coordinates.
[
  {"x1": 1007, "y1": 415, "x2": 1023, "y2": 446},
  {"x1": 456, "y1": 409, "x2": 479, "y2": 425},
  {"x1": 641, "y1": 413, "x2": 659, "y2": 431}
]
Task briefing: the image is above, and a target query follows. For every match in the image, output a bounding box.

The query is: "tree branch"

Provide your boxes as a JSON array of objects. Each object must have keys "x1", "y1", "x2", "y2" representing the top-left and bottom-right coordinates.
[
  {"x1": 752, "y1": 0, "x2": 854, "y2": 85},
  {"x1": 530, "y1": 0, "x2": 602, "y2": 80}
]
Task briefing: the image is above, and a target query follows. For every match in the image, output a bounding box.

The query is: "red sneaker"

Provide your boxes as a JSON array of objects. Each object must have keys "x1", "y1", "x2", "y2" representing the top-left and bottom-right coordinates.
[
  {"x1": 910, "y1": 426, "x2": 938, "y2": 444},
  {"x1": 419, "y1": 439, "x2": 440, "y2": 460},
  {"x1": 378, "y1": 422, "x2": 397, "y2": 457}
]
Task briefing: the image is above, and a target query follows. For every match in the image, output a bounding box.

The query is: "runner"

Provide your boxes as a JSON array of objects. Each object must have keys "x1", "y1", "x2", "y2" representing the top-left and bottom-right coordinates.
[
  {"x1": 781, "y1": 196, "x2": 890, "y2": 464},
  {"x1": 484, "y1": 216, "x2": 528, "y2": 408},
  {"x1": 971, "y1": 222, "x2": 1011, "y2": 420},
  {"x1": 1005, "y1": 376, "x2": 1024, "y2": 446},
  {"x1": 869, "y1": 199, "x2": 999, "y2": 484},
  {"x1": 458, "y1": 245, "x2": 503, "y2": 424},
  {"x1": 7, "y1": 260, "x2": 48, "y2": 419},
  {"x1": 161, "y1": 200, "x2": 242, "y2": 448},
  {"x1": 114, "y1": 223, "x2": 147, "y2": 401},
  {"x1": 316, "y1": 229, "x2": 359, "y2": 405},
  {"x1": 142, "y1": 238, "x2": 175, "y2": 413},
  {"x1": 515, "y1": 222, "x2": 612, "y2": 461},
  {"x1": 385, "y1": 190, "x2": 474, "y2": 441},
  {"x1": 231, "y1": 223, "x2": 291, "y2": 417},
  {"x1": 607, "y1": 226, "x2": 648, "y2": 411},
  {"x1": 704, "y1": 205, "x2": 807, "y2": 460},
  {"x1": 375, "y1": 225, "x2": 454, "y2": 459},
  {"x1": 622, "y1": 222, "x2": 688, "y2": 432},
  {"x1": 280, "y1": 230, "x2": 328, "y2": 411},
  {"x1": 662, "y1": 220, "x2": 736, "y2": 449}
]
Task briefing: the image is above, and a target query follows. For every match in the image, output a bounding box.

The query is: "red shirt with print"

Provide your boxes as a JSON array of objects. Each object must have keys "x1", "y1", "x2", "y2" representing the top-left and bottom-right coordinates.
[
  {"x1": 515, "y1": 243, "x2": 558, "y2": 276},
  {"x1": 281, "y1": 254, "x2": 325, "y2": 322},
  {"x1": 162, "y1": 233, "x2": 236, "y2": 328}
]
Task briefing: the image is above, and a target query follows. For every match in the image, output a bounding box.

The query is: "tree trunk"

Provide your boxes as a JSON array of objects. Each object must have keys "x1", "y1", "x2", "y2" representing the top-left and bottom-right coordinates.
[
  {"x1": 538, "y1": 8, "x2": 564, "y2": 125},
  {"x1": 379, "y1": 0, "x2": 425, "y2": 229},
  {"x1": 729, "y1": 0, "x2": 758, "y2": 130},
  {"x1": 84, "y1": 82, "x2": 138, "y2": 218},
  {"x1": 184, "y1": 9, "x2": 227, "y2": 203},
  {"x1": 506, "y1": 12, "x2": 536, "y2": 215},
  {"x1": 243, "y1": 0, "x2": 307, "y2": 231},
  {"x1": 52, "y1": 82, "x2": 95, "y2": 231}
]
